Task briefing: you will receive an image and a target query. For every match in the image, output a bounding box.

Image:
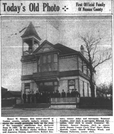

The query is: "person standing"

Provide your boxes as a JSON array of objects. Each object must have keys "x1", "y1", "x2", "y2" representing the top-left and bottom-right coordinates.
[
  {"x1": 67, "y1": 90, "x2": 71, "y2": 97},
  {"x1": 62, "y1": 89, "x2": 66, "y2": 97},
  {"x1": 32, "y1": 92, "x2": 35, "y2": 103},
  {"x1": 36, "y1": 91, "x2": 40, "y2": 103},
  {"x1": 28, "y1": 92, "x2": 31, "y2": 103},
  {"x1": 23, "y1": 93, "x2": 26, "y2": 103}
]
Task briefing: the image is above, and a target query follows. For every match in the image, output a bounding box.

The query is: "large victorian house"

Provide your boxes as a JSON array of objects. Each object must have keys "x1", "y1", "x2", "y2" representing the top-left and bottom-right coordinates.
[{"x1": 21, "y1": 22, "x2": 96, "y2": 98}]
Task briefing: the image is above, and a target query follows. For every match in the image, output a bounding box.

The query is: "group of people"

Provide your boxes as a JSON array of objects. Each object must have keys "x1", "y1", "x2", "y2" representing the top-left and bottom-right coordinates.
[
  {"x1": 67, "y1": 89, "x2": 80, "y2": 97},
  {"x1": 23, "y1": 91, "x2": 51, "y2": 103},
  {"x1": 52, "y1": 89, "x2": 80, "y2": 98},
  {"x1": 23, "y1": 89, "x2": 80, "y2": 103}
]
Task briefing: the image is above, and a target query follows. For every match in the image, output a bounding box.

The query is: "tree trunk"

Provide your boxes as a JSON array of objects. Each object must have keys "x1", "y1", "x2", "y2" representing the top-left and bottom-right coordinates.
[
  {"x1": 90, "y1": 81, "x2": 95, "y2": 98},
  {"x1": 89, "y1": 65, "x2": 95, "y2": 98}
]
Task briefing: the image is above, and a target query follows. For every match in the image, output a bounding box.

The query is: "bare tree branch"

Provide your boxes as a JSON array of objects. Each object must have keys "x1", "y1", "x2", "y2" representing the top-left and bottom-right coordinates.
[
  {"x1": 94, "y1": 54, "x2": 112, "y2": 69},
  {"x1": 91, "y1": 50, "x2": 99, "y2": 63},
  {"x1": 78, "y1": 31, "x2": 112, "y2": 98}
]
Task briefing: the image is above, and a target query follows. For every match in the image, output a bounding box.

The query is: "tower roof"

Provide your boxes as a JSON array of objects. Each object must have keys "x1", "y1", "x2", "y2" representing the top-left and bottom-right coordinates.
[{"x1": 21, "y1": 22, "x2": 41, "y2": 40}]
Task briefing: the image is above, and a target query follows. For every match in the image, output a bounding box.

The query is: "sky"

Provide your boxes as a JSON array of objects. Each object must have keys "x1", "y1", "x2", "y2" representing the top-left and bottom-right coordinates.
[{"x1": 1, "y1": 16, "x2": 112, "y2": 91}]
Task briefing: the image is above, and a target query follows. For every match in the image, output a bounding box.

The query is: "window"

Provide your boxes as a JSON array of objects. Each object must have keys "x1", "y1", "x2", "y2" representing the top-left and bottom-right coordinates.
[
  {"x1": 54, "y1": 86, "x2": 58, "y2": 92},
  {"x1": 38, "y1": 58, "x2": 40, "y2": 65},
  {"x1": 47, "y1": 55, "x2": 51, "y2": 63},
  {"x1": 43, "y1": 55, "x2": 46, "y2": 63},
  {"x1": 52, "y1": 63, "x2": 57, "y2": 71},
  {"x1": 24, "y1": 83, "x2": 30, "y2": 89},
  {"x1": 68, "y1": 79, "x2": 75, "y2": 91},
  {"x1": 78, "y1": 57, "x2": 82, "y2": 71},
  {"x1": 24, "y1": 83, "x2": 30, "y2": 94},
  {"x1": 68, "y1": 79, "x2": 75, "y2": 85},
  {"x1": 69, "y1": 86, "x2": 75, "y2": 90},
  {"x1": 83, "y1": 62, "x2": 87, "y2": 74},
  {"x1": 54, "y1": 81, "x2": 58, "y2": 92},
  {"x1": 42, "y1": 64, "x2": 49, "y2": 72},
  {"x1": 54, "y1": 54, "x2": 57, "y2": 62},
  {"x1": 48, "y1": 64, "x2": 52, "y2": 71},
  {"x1": 44, "y1": 82, "x2": 53, "y2": 86},
  {"x1": 40, "y1": 54, "x2": 58, "y2": 72}
]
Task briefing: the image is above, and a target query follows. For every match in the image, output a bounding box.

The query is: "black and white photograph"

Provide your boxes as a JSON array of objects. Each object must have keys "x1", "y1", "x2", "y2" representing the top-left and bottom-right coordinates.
[{"x1": 1, "y1": 15, "x2": 112, "y2": 117}]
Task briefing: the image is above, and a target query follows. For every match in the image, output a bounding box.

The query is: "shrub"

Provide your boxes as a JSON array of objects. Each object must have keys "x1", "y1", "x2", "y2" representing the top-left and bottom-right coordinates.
[{"x1": 79, "y1": 97, "x2": 112, "y2": 109}]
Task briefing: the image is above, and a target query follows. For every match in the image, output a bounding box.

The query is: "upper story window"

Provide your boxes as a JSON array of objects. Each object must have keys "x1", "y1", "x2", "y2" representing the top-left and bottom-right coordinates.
[
  {"x1": 43, "y1": 55, "x2": 46, "y2": 63},
  {"x1": 78, "y1": 57, "x2": 89, "y2": 76},
  {"x1": 38, "y1": 53, "x2": 58, "y2": 72},
  {"x1": 78, "y1": 57, "x2": 82, "y2": 72},
  {"x1": 54, "y1": 54, "x2": 57, "y2": 62},
  {"x1": 83, "y1": 61, "x2": 86, "y2": 74},
  {"x1": 47, "y1": 55, "x2": 51, "y2": 63}
]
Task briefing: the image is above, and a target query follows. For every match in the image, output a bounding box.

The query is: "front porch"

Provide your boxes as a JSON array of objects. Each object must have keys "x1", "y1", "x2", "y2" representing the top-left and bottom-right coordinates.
[{"x1": 15, "y1": 96, "x2": 80, "y2": 109}]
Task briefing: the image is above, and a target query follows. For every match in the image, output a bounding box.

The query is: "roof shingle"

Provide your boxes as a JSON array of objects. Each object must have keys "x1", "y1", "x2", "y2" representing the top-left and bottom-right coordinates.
[{"x1": 54, "y1": 43, "x2": 78, "y2": 55}]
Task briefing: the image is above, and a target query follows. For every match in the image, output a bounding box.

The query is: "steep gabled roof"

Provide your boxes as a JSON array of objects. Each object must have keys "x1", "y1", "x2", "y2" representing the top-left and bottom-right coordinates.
[
  {"x1": 33, "y1": 40, "x2": 89, "y2": 64},
  {"x1": 21, "y1": 22, "x2": 41, "y2": 40},
  {"x1": 33, "y1": 40, "x2": 58, "y2": 54},
  {"x1": 54, "y1": 43, "x2": 89, "y2": 64},
  {"x1": 54, "y1": 43, "x2": 78, "y2": 55}
]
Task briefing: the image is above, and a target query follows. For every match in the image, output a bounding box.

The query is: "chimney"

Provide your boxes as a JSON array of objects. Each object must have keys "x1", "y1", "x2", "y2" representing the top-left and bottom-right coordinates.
[{"x1": 80, "y1": 45, "x2": 84, "y2": 55}]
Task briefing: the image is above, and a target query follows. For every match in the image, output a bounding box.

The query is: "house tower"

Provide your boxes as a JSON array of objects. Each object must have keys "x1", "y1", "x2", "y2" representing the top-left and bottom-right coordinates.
[{"x1": 21, "y1": 22, "x2": 41, "y2": 55}]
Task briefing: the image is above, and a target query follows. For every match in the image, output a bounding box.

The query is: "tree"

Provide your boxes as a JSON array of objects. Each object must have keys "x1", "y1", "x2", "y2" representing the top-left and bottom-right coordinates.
[
  {"x1": 108, "y1": 83, "x2": 112, "y2": 95},
  {"x1": 79, "y1": 31, "x2": 112, "y2": 98},
  {"x1": 96, "y1": 83, "x2": 112, "y2": 98}
]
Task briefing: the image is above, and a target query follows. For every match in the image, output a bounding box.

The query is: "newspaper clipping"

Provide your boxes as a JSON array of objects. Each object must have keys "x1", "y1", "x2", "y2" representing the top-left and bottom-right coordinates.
[{"x1": 0, "y1": 0, "x2": 113, "y2": 133}]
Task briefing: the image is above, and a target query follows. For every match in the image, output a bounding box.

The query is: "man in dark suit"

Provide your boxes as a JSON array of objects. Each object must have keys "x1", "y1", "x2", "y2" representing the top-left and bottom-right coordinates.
[
  {"x1": 36, "y1": 91, "x2": 40, "y2": 103},
  {"x1": 23, "y1": 93, "x2": 26, "y2": 103},
  {"x1": 62, "y1": 89, "x2": 66, "y2": 97}
]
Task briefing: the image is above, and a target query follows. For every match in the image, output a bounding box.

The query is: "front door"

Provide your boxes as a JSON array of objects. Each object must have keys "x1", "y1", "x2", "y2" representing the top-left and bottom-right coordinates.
[{"x1": 39, "y1": 85, "x2": 54, "y2": 93}]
